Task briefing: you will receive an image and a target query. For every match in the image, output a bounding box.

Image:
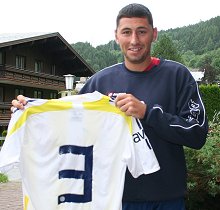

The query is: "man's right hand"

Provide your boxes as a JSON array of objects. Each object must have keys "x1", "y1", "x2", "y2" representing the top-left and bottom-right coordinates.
[{"x1": 11, "y1": 95, "x2": 27, "y2": 112}]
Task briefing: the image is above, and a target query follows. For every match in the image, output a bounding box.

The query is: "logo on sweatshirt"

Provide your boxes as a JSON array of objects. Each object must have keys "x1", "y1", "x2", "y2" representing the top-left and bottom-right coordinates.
[{"x1": 187, "y1": 99, "x2": 200, "y2": 123}]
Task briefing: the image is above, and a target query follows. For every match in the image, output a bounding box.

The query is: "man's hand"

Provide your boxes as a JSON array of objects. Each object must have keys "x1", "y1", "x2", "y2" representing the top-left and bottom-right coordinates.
[
  {"x1": 11, "y1": 95, "x2": 27, "y2": 112},
  {"x1": 115, "y1": 94, "x2": 147, "y2": 119}
]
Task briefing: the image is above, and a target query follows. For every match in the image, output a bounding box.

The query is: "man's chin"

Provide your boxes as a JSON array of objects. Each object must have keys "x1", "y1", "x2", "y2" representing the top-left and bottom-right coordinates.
[{"x1": 126, "y1": 56, "x2": 145, "y2": 64}]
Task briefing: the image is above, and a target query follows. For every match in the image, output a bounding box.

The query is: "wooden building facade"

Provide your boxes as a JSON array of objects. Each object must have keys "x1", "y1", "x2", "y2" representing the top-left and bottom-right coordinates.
[{"x1": 0, "y1": 32, "x2": 95, "y2": 134}]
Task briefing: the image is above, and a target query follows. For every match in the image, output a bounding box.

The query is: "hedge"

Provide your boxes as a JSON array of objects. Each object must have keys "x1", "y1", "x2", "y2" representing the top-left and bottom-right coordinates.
[{"x1": 199, "y1": 84, "x2": 220, "y2": 121}]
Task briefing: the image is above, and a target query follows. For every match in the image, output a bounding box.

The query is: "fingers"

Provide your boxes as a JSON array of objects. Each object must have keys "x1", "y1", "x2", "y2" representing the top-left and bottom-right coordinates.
[
  {"x1": 115, "y1": 94, "x2": 147, "y2": 119},
  {"x1": 115, "y1": 93, "x2": 130, "y2": 110},
  {"x1": 17, "y1": 95, "x2": 27, "y2": 103},
  {"x1": 11, "y1": 95, "x2": 27, "y2": 112}
]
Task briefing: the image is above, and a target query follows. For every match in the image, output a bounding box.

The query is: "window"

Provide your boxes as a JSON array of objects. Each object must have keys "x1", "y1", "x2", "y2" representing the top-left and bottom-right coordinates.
[
  {"x1": 35, "y1": 60, "x2": 43, "y2": 73},
  {"x1": 0, "y1": 87, "x2": 3, "y2": 102},
  {"x1": 15, "y1": 88, "x2": 24, "y2": 97},
  {"x1": 34, "y1": 90, "x2": 42, "y2": 98},
  {"x1": 51, "y1": 64, "x2": 56, "y2": 75},
  {"x1": 16, "y1": 55, "x2": 26, "y2": 69},
  {"x1": 0, "y1": 52, "x2": 2, "y2": 64},
  {"x1": 50, "y1": 92, "x2": 57, "y2": 99},
  {"x1": 0, "y1": 52, "x2": 5, "y2": 65}
]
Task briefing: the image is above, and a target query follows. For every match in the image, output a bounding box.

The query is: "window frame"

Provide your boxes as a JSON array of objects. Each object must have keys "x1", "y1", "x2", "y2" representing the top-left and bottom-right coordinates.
[
  {"x1": 35, "y1": 60, "x2": 43, "y2": 73},
  {"x1": 33, "y1": 90, "x2": 43, "y2": 98},
  {"x1": 51, "y1": 64, "x2": 56, "y2": 75},
  {"x1": 15, "y1": 88, "x2": 25, "y2": 98},
  {"x1": 15, "y1": 55, "x2": 26, "y2": 70}
]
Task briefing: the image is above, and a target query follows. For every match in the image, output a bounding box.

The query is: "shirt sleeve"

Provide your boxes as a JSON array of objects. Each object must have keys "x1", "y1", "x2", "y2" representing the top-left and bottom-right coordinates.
[
  {"x1": 0, "y1": 112, "x2": 22, "y2": 173},
  {"x1": 145, "y1": 81, "x2": 208, "y2": 149},
  {"x1": 126, "y1": 118, "x2": 160, "y2": 178}
]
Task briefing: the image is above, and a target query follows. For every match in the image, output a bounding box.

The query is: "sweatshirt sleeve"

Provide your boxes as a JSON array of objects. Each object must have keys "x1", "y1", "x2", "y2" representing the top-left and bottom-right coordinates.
[
  {"x1": 144, "y1": 81, "x2": 208, "y2": 150},
  {"x1": 79, "y1": 75, "x2": 98, "y2": 94}
]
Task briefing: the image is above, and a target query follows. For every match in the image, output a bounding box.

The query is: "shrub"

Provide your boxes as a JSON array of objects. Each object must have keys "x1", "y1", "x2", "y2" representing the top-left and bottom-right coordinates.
[
  {"x1": 0, "y1": 173, "x2": 8, "y2": 183},
  {"x1": 2, "y1": 130, "x2": 7, "y2": 137},
  {"x1": 185, "y1": 111, "x2": 220, "y2": 210}
]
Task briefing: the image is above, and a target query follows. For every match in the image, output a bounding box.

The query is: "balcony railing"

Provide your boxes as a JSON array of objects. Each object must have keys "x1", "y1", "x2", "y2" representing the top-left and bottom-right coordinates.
[
  {"x1": 0, "y1": 64, "x2": 65, "y2": 90},
  {"x1": 0, "y1": 101, "x2": 11, "y2": 113},
  {"x1": 0, "y1": 101, "x2": 11, "y2": 108},
  {"x1": 0, "y1": 103, "x2": 11, "y2": 126}
]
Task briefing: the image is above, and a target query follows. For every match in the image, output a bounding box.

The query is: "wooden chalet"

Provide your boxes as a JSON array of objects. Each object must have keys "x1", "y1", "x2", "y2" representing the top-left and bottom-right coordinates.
[{"x1": 0, "y1": 32, "x2": 95, "y2": 135}]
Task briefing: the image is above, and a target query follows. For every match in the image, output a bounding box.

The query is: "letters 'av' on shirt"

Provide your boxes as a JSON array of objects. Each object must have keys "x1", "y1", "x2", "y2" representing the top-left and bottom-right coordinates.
[{"x1": 0, "y1": 91, "x2": 160, "y2": 210}]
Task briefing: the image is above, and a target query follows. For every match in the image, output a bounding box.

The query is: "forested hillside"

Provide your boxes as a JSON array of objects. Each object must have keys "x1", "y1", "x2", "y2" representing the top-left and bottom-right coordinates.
[
  {"x1": 73, "y1": 41, "x2": 121, "y2": 72},
  {"x1": 71, "y1": 16, "x2": 220, "y2": 82},
  {"x1": 159, "y1": 16, "x2": 220, "y2": 55}
]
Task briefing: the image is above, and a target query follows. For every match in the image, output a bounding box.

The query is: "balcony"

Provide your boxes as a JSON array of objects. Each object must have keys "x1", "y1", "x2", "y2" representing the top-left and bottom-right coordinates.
[
  {"x1": 0, "y1": 64, "x2": 65, "y2": 90},
  {"x1": 0, "y1": 102, "x2": 11, "y2": 127}
]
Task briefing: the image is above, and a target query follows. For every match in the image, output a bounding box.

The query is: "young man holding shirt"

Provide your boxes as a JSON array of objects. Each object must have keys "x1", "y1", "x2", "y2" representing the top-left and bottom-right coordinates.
[{"x1": 12, "y1": 3, "x2": 208, "y2": 210}]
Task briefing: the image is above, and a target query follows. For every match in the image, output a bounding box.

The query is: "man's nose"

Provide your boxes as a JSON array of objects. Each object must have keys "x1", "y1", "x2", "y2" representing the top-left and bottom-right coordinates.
[{"x1": 130, "y1": 32, "x2": 139, "y2": 44}]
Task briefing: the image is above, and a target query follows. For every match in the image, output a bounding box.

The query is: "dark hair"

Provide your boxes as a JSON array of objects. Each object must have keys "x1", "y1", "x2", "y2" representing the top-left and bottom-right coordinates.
[{"x1": 116, "y1": 3, "x2": 153, "y2": 28}]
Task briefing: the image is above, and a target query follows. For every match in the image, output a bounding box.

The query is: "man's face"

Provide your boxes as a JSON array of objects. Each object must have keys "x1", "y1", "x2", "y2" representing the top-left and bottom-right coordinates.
[{"x1": 115, "y1": 17, "x2": 157, "y2": 67}]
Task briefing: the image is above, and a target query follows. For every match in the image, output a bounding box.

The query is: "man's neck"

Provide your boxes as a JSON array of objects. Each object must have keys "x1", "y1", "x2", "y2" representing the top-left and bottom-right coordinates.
[
  {"x1": 124, "y1": 57, "x2": 151, "y2": 72},
  {"x1": 124, "y1": 57, "x2": 159, "y2": 72}
]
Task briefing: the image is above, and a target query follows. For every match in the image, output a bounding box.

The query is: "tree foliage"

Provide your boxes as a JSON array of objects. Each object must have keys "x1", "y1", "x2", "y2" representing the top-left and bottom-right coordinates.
[
  {"x1": 159, "y1": 16, "x2": 220, "y2": 83},
  {"x1": 151, "y1": 34, "x2": 183, "y2": 62},
  {"x1": 72, "y1": 41, "x2": 120, "y2": 72},
  {"x1": 160, "y1": 16, "x2": 220, "y2": 55}
]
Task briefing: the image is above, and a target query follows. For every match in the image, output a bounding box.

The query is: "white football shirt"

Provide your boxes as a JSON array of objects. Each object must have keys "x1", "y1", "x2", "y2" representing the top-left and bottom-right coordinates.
[{"x1": 0, "y1": 91, "x2": 160, "y2": 210}]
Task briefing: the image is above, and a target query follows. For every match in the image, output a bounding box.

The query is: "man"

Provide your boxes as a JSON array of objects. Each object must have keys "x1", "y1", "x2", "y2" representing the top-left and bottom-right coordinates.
[{"x1": 12, "y1": 3, "x2": 208, "y2": 210}]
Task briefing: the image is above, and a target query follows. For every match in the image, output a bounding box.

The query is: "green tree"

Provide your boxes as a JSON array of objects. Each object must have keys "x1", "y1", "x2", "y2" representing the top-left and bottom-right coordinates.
[
  {"x1": 182, "y1": 50, "x2": 196, "y2": 67},
  {"x1": 72, "y1": 41, "x2": 119, "y2": 72},
  {"x1": 197, "y1": 54, "x2": 217, "y2": 83},
  {"x1": 152, "y1": 34, "x2": 183, "y2": 63}
]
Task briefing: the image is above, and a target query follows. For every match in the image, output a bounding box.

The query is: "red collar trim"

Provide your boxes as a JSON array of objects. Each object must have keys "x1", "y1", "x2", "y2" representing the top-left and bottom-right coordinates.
[{"x1": 144, "y1": 57, "x2": 160, "y2": 71}]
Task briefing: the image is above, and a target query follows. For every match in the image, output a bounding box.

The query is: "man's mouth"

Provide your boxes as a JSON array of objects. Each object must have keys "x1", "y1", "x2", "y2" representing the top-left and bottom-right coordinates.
[{"x1": 129, "y1": 47, "x2": 142, "y2": 52}]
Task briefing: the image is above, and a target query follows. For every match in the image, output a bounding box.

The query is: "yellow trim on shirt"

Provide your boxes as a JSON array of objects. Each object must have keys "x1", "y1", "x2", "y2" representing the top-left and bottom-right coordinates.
[
  {"x1": 24, "y1": 195, "x2": 29, "y2": 210},
  {"x1": 8, "y1": 100, "x2": 72, "y2": 137},
  {"x1": 8, "y1": 95, "x2": 133, "y2": 137},
  {"x1": 83, "y1": 95, "x2": 133, "y2": 134}
]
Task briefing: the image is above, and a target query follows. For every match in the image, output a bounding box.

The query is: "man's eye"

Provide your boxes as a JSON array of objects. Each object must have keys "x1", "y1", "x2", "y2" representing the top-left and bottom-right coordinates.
[
  {"x1": 138, "y1": 30, "x2": 147, "y2": 35},
  {"x1": 122, "y1": 31, "x2": 131, "y2": 35}
]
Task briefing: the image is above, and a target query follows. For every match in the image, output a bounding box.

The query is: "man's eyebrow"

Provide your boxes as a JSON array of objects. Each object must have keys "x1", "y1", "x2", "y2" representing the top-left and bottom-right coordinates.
[{"x1": 121, "y1": 26, "x2": 149, "y2": 31}]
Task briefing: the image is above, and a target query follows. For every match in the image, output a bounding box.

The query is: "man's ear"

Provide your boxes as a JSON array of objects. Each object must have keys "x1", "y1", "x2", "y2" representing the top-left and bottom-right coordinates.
[
  {"x1": 153, "y1": 27, "x2": 158, "y2": 42},
  {"x1": 115, "y1": 30, "x2": 119, "y2": 44}
]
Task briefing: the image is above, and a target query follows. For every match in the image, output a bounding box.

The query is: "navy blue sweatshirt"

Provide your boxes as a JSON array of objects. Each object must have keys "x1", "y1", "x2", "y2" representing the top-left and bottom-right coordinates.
[{"x1": 79, "y1": 59, "x2": 208, "y2": 202}]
